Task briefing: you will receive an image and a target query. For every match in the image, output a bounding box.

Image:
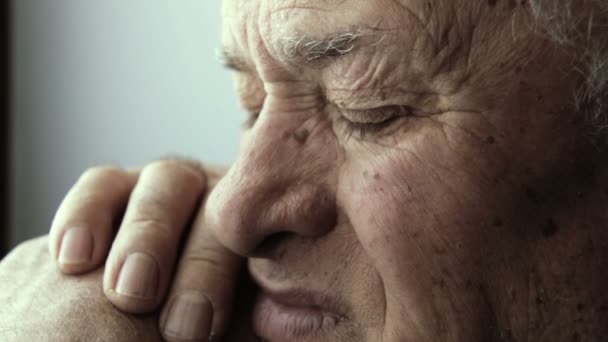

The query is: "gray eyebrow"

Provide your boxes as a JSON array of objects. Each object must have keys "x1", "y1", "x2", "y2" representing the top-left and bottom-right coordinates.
[
  {"x1": 219, "y1": 26, "x2": 385, "y2": 71},
  {"x1": 281, "y1": 30, "x2": 364, "y2": 62}
]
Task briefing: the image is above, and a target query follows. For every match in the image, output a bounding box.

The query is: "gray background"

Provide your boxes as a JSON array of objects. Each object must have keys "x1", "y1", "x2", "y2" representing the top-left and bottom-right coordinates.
[{"x1": 9, "y1": 1, "x2": 241, "y2": 248}]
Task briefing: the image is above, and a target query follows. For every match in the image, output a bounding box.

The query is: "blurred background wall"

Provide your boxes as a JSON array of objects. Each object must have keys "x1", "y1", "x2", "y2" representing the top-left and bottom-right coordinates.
[
  {"x1": 9, "y1": 1, "x2": 242, "y2": 249},
  {"x1": 1, "y1": 1, "x2": 9, "y2": 257}
]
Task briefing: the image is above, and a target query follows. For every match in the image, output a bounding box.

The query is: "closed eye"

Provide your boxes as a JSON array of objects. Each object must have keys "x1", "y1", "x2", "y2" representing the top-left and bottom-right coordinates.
[{"x1": 339, "y1": 105, "x2": 412, "y2": 139}]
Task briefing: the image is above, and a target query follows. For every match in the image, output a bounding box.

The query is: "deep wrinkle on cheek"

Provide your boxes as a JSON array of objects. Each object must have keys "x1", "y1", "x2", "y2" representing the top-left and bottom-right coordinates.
[{"x1": 339, "y1": 161, "x2": 446, "y2": 338}]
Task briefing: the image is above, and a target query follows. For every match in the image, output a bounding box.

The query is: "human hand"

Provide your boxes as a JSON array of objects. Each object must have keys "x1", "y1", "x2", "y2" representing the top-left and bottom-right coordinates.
[
  {"x1": 0, "y1": 236, "x2": 163, "y2": 342},
  {"x1": 48, "y1": 160, "x2": 246, "y2": 341}
]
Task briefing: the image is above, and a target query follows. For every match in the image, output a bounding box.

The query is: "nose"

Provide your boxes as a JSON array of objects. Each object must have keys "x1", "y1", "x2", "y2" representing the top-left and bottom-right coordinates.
[{"x1": 205, "y1": 115, "x2": 338, "y2": 256}]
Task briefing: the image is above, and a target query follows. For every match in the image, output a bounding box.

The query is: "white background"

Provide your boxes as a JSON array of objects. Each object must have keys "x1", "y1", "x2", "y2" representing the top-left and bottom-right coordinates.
[{"x1": 10, "y1": 1, "x2": 241, "y2": 247}]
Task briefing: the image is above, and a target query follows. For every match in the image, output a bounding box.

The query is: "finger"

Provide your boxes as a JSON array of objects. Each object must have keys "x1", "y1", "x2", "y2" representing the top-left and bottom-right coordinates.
[
  {"x1": 103, "y1": 160, "x2": 207, "y2": 313},
  {"x1": 49, "y1": 166, "x2": 138, "y2": 274},
  {"x1": 160, "y1": 198, "x2": 243, "y2": 342}
]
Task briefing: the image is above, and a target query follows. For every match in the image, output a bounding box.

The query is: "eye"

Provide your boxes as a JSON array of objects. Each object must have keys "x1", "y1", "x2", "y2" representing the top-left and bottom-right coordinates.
[{"x1": 339, "y1": 105, "x2": 412, "y2": 139}]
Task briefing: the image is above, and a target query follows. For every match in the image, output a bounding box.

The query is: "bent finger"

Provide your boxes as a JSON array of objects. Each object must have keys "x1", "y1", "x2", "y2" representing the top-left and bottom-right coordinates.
[
  {"x1": 160, "y1": 199, "x2": 243, "y2": 342},
  {"x1": 49, "y1": 166, "x2": 138, "y2": 274},
  {"x1": 103, "y1": 160, "x2": 207, "y2": 313}
]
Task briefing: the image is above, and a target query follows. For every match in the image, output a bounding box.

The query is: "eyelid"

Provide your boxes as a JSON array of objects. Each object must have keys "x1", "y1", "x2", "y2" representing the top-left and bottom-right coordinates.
[
  {"x1": 340, "y1": 105, "x2": 411, "y2": 123},
  {"x1": 337, "y1": 105, "x2": 412, "y2": 139}
]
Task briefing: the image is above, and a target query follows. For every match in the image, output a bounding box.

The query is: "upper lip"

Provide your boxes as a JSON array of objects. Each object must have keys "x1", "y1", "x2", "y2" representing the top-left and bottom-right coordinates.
[{"x1": 249, "y1": 268, "x2": 351, "y2": 319}]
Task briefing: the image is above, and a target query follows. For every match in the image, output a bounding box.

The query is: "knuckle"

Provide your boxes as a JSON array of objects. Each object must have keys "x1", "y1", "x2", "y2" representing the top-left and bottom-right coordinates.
[
  {"x1": 80, "y1": 165, "x2": 126, "y2": 183},
  {"x1": 143, "y1": 159, "x2": 206, "y2": 185},
  {"x1": 180, "y1": 247, "x2": 237, "y2": 282},
  {"x1": 64, "y1": 166, "x2": 131, "y2": 207},
  {"x1": 66, "y1": 187, "x2": 110, "y2": 207},
  {"x1": 123, "y1": 218, "x2": 176, "y2": 242},
  {"x1": 182, "y1": 253, "x2": 223, "y2": 272}
]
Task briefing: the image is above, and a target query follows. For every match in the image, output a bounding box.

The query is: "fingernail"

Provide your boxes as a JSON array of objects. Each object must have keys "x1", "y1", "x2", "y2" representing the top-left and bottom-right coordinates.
[
  {"x1": 58, "y1": 227, "x2": 93, "y2": 265},
  {"x1": 163, "y1": 292, "x2": 213, "y2": 340},
  {"x1": 115, "y1": 252, "x2": 159, "y2": 300}
]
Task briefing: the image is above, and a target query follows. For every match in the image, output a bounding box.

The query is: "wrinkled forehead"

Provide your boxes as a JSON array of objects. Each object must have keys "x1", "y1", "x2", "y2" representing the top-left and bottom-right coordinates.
[
  {"x1": 221, "y1": 0, "x2": 531, "y2": 65},
  {"x1": 221, "y1": 0, "x2": 398, "y2": 60},
  {"x1": 222, "y1": 0, "x2": 392, "y2": 32},
  {"x1": 220, "y1": 0, "x2": 550, "y2": 90}
]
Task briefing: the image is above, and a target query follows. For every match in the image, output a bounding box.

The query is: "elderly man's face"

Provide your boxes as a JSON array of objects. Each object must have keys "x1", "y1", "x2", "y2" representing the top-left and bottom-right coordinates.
[{"x1": 208, "y1": 0, "x2": 588, "y2": 341}]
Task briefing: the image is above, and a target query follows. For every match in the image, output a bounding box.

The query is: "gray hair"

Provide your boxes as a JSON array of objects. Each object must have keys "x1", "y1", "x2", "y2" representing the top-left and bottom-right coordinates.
[
  {"x1": 277, "y1": 2, "x2": 608, "y2": 139},
  {"x1": 529, "y1": 0, "x2": 608, "y2": 137},
  {"x1": 282, "y1": 31, "x2": 363, "y2": 62}
]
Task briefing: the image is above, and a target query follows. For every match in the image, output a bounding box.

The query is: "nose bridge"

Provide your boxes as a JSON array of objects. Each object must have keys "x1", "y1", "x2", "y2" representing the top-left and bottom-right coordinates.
[
  {"x1": 208, "y1": 112, "x2": 338, "y2": 256},
  {"x1": 244, "y1": 110, "x2": 323, "y2": 178},
  {"x1": 241, "y1": 114, "x2": 304, "y2": 182}
]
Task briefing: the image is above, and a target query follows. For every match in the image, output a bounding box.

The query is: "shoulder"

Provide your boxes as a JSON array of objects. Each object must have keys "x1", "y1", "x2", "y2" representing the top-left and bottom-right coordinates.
[{"x1": 0, "y1": 236, "x2": 163, "y2": 342}]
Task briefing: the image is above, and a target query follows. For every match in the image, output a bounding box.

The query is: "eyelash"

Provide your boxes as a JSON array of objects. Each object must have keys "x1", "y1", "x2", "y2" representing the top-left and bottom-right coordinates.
[
  {"x1": 339, "y1": 106, "x2": 411, "y2": 139},
  {"x1": 242, "y1": 105, "x2": 411, "y2": 138}
]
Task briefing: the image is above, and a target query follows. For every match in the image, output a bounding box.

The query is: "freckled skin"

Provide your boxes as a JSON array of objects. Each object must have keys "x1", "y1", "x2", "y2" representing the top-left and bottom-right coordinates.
[{"x1": 208, "y1": 0, "x2": 608, "y2": 341}]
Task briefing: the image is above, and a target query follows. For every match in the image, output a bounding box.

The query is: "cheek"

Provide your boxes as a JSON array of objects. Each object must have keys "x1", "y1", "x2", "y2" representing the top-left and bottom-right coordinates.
[
  {"x1": 336, "y1": 122, "x2": 514, "y2": 303},
  {"x1": 339, "y1": 123, "x2": 505, "y2": 261},
  {"x1": 337, "y1": 131, "x2": 512, "y2": 337},
  {"x1": 339, "y1": 152, "x2": 479, "y2": 273}
]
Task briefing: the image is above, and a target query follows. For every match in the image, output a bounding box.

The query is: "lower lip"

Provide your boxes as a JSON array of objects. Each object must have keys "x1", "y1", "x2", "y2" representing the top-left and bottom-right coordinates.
[{"x1": 253, "y1": 293, "x2": 339, "y2": 341}]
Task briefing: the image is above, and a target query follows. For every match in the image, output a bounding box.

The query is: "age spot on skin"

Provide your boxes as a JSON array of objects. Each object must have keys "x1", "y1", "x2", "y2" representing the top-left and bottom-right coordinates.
[
  {"x1": 361, "y1": 171, "x2": 382, "y2": 181},
  {"x1": 293, "y1": 128, "x2": 310, "y2": 143}
]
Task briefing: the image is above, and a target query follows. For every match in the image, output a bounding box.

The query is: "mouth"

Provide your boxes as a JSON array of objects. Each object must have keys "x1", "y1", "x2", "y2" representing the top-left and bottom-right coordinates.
[{"x1": 250, "y1": 271, "x2": 349, "y2": 341}]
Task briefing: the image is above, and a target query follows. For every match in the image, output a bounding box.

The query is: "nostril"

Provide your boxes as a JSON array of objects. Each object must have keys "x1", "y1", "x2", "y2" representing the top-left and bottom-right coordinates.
[
  {"x1": 208, "y1": 167, "x2": 337, "y2": 257},
  {"x1": 250, "y1": 232, "x2": 295, "y2": 259}
]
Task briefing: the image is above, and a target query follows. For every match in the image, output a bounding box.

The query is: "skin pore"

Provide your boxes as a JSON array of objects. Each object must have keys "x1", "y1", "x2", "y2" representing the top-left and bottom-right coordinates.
[{"x1": 203, "y1": 0, "x2": 608, "y2": 341}]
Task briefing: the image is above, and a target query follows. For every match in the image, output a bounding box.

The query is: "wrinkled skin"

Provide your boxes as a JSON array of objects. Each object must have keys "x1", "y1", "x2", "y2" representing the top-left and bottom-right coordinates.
[
  {"x1": 3, "y1": 1, "x2": 608, "y2": 341},
  {"x1": 0, "y1": 237, "x2": 163, "y2": 342},
  {"x1": 202, "y1": 0, "x2": 608, "y2": 341},
  {"x1": 0, "y1": 237, "x2": 259, "y2": 342}
]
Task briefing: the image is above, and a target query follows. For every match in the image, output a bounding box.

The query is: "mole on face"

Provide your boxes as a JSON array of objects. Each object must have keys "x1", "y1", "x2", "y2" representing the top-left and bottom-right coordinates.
[{"x1": 293, "y1": 128, "x2": 310, "y2": 143}]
